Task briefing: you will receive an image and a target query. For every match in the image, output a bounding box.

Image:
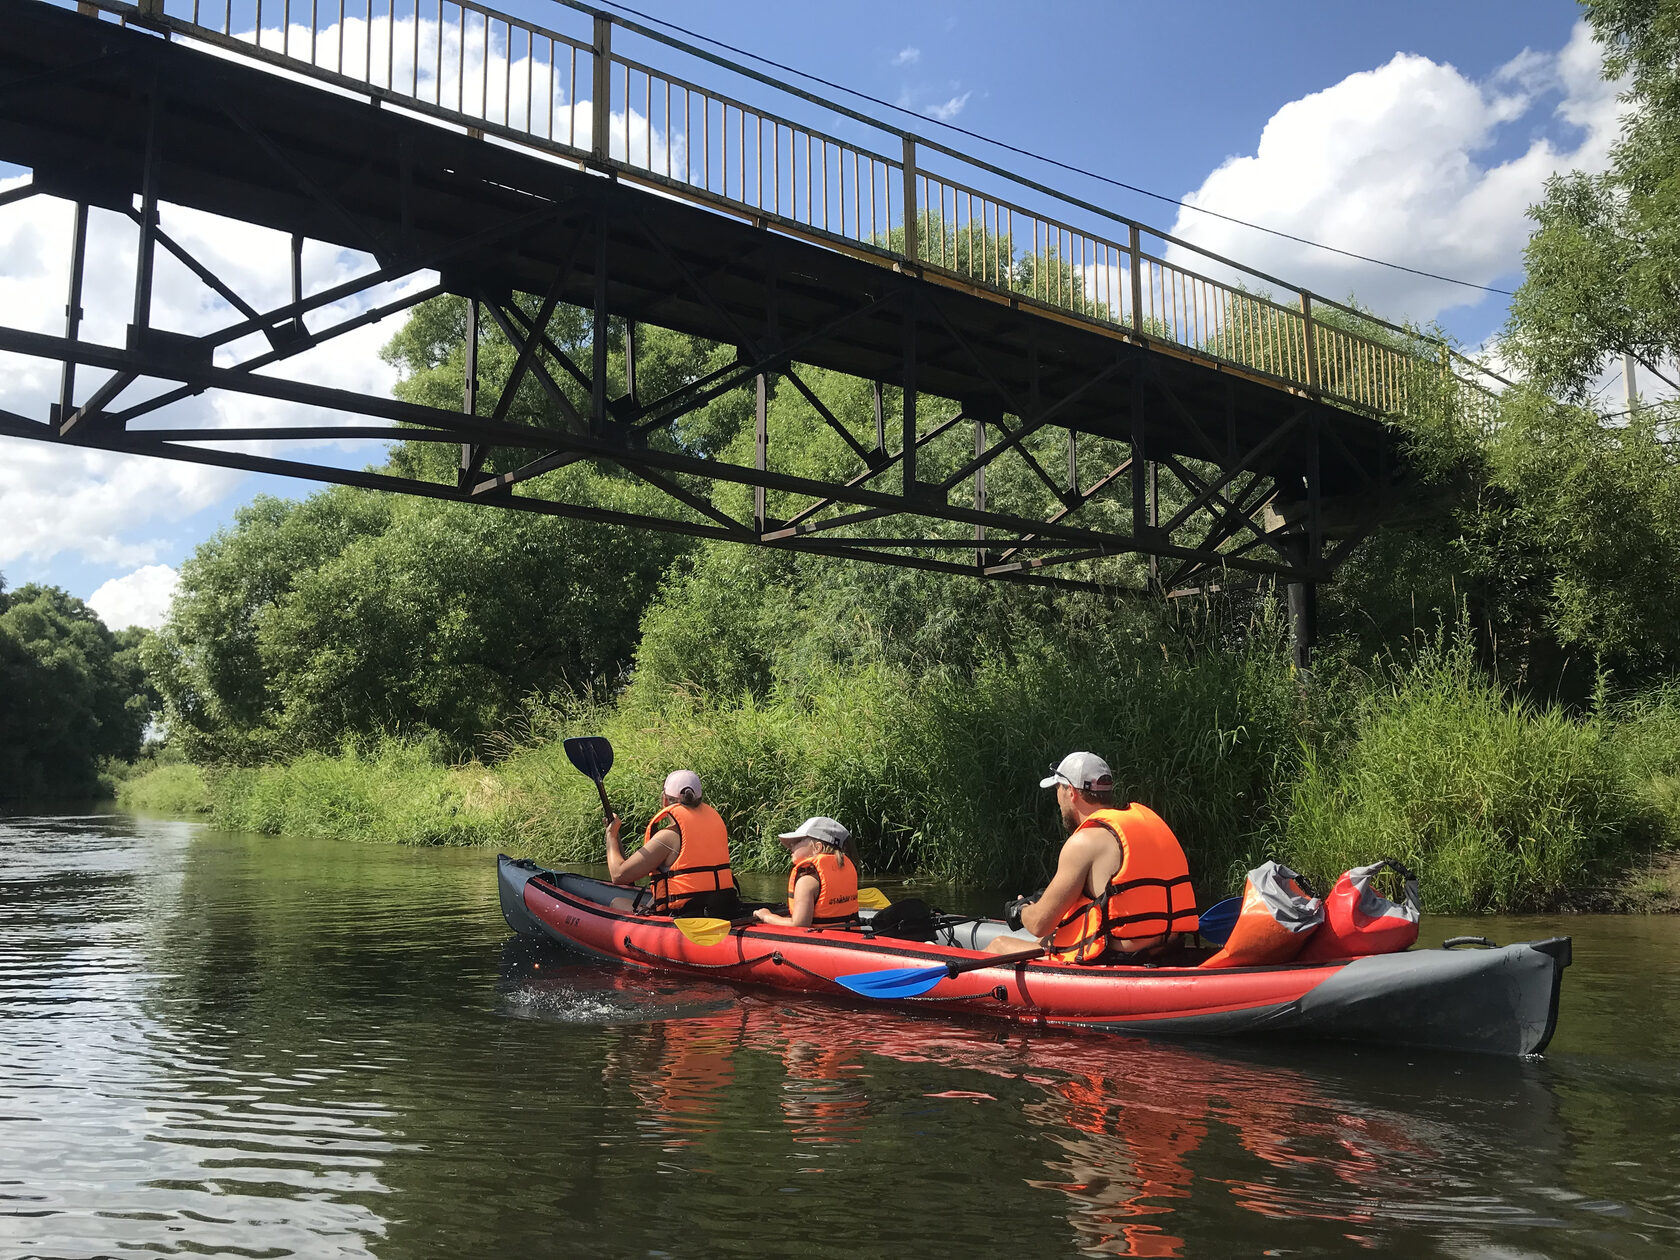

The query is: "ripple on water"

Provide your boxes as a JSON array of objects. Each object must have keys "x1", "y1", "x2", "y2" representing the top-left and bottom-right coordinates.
[{"x1": 5, "y1": 817, "x2": 1680, "y2": 1259}]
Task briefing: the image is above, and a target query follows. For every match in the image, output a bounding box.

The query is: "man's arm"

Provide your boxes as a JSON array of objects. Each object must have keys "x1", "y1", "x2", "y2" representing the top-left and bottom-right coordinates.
[
  {"x1": 1018, "y1": 829, "x2": 1104, "y2": 939},
  {"x1": 755, "y1": 873, "x2": 819, "y2": 927},
  {"x1": 606, "y1": 819, "x2": 677, "y2": 886}
]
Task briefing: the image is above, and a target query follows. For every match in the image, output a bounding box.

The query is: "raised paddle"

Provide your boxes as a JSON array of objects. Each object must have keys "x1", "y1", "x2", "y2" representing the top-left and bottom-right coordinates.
[
  {"x1": 563, "y1": 735, "x2": 616, "y2": 822},
  {"x1": 836, "y1": 945, "x2": 1045, "y2": 999},
  {"x1": 857, "y1": 886, "x2": 892, "y2": 910}
]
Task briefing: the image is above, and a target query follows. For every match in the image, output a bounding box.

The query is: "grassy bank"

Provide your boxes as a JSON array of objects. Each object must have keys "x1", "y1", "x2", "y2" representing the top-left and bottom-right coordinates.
[{"x1": 118, "y1": 628, "x2": 1680, "y2": 913}]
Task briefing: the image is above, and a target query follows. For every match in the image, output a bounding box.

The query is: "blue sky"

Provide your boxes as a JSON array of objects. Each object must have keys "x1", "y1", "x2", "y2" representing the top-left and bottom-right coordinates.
[{"x1": 0, "y1": 0, "x2": 1620, "y2": 627}]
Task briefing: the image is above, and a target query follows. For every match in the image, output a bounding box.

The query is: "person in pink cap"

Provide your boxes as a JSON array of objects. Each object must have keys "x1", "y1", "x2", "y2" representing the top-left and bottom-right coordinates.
[{"x1": 606, "y1": 769, "x2": 738, "y2": 916}]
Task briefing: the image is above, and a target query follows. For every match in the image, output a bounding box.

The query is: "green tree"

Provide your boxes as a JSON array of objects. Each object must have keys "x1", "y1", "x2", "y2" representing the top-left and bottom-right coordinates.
[
  {"x1": 1504, "y1": 0, "x2": 1680, "y2": 400},
  {"x1": 1485, "y1": 388, "x2": 1680, "y2": 676},
  {"x1": 0, "y1": 578, "x2": 151, "y2": 797},
  {"x1": 146, "y1": 488, "x2": 394, "y2": 762},
  {"x1": 256, "y1": 498, "x2": 678, "y2": 749}
]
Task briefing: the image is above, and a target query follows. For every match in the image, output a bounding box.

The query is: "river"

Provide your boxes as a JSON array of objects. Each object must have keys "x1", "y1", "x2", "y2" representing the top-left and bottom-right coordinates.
[{"x1": 2, "y1": 812, "x2": 1677, "y2": 1259}]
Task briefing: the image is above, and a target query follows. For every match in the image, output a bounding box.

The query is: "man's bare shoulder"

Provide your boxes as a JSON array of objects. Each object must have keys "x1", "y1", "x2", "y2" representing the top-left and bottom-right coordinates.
[{"x1": 1063, "y1": 822, "x2": 1118, "y2": 859}]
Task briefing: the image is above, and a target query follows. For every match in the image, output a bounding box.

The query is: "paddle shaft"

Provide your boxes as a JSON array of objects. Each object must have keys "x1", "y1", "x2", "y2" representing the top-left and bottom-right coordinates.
[
  {"x1": 590, "y1": 776, "x2": 614, "y2": 824},
  {"x1": 944, "y1": 945, "x2": 1044, "y2": 977}
]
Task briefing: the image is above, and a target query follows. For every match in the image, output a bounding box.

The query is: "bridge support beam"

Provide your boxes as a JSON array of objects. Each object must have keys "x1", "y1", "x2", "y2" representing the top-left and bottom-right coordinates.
[
  {"x1": 1289, "y1": 567, "x2": 1318, "y2": 672},
  {"x1": 0, "y1": 0, "x2": 1407, "y2": 604}
]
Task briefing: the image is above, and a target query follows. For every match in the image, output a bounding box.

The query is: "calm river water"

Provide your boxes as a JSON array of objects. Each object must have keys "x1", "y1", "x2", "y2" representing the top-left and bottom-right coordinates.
[{"x1": 3, "y1": 812, "x2": 1678, "y2": 1259}]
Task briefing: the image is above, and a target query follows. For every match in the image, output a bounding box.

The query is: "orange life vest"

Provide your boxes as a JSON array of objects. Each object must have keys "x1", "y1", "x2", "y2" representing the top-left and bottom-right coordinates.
[
  {"x1": 644, "y1": 802, "x2": 734, "y2": 912},
  {"x1": 1045, "y1": 804, "x2": 1199, "y2": 964},
  {"x1": 788, "y1": 850, "x2": 859, "y2": 926}
]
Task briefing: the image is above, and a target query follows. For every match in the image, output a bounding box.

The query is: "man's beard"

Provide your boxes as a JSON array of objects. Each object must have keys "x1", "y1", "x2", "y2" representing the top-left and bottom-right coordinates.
[{"x1": 1060, "y1": 797, "x2": 1080, "y2": 833}]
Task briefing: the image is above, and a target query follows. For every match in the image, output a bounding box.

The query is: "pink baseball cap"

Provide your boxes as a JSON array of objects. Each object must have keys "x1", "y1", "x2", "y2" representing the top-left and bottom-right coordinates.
[{"x1": 663, "y1": 769, "x2": 702, "y2": 800}]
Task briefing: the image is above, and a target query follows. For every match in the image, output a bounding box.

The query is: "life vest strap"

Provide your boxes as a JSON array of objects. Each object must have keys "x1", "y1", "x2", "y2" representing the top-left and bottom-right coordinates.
[
  {"x1": 1103, "y1": 906, "x2": 1202, "y2": 930},
  {"x1": 1109, "y1": 873, "x2": 1195, "y2": 893}
]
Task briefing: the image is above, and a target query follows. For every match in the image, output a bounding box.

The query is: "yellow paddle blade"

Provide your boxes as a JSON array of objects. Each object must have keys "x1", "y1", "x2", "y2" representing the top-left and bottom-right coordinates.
[
  {"x1": 857, "y1": 886, "x2": 892, "y2": 910},
  {"x1": 672, "y1": 916, "x2": 734, "y2": 946}
]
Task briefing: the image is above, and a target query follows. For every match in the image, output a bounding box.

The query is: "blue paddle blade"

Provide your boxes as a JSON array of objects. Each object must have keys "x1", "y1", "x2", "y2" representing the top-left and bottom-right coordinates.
[
  {"x1": 834, "y1": 964, "x2": 949, "y2": 999},
  {"x1": 1197, "y1": 895, "x2": 1243, "y2": 946}
]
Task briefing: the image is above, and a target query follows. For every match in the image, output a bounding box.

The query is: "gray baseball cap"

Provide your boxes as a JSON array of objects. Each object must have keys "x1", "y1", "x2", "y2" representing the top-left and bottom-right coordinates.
[
  {"x1": 1040, "y1": 751, "x2": 1114, "y2": 791},
  {"x1": 776, "y1": 816, "x2": 850, "y2": 849}
]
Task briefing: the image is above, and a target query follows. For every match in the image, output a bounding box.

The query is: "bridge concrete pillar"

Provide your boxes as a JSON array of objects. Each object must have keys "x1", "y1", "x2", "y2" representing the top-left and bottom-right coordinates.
[
  {"x1": 57, "y1": 201, "x2": 88, "y2": 425},
  {"x1": 972, "y1": 399, "x2": 1002, "y2": 569},
  {"x1": 458, "y1": 297, "x2": 479, "y2": 488},
  {"x1": 754, "y1": 372, "x2": 769, "y2": 533},
  {"x1": 1292, "y1": 413, "x2": 1323, "y2": 671},
  {"x1": 1130, "y1": 366, "x2": 1159, "y2": 592}
]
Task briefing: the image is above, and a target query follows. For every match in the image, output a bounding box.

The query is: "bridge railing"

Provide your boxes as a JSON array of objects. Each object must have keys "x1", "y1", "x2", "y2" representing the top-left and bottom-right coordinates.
[{"x1": 57, "y1": 0, "x2": 1505, "y2": 428}]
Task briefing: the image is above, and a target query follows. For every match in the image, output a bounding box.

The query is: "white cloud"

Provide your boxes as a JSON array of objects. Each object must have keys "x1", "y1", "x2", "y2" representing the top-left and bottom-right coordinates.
[
  {"x1": 0, "y1": 171, "x2": 426, "y2": 569},
  {"x1": 1162, "y1": 20, "x2": 1628, "y2": 325},
  {"x1": 926, "y1": 91, "x2": 972, "y2": 122},
  {"x1": 88, "y1": 564, "x2": 180, "y2": 631},
  {"x1": 0, "y1": 437, "x2": 240, "y2": 568},
  {"x1": 893, "y1": 47, "x2": 921, "y2": 67}
]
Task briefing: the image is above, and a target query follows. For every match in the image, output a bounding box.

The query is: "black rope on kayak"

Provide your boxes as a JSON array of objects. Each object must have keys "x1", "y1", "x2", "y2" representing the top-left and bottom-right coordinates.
[
  {"x1": 902, "y1": 985, "x2": 1012, "y2": 1004},
  {"x1": 621, "y1": 937, "x2": 777, "y2": 971},
  {"x1": 766, "y1": 950, "x2": 843, "y2": 986}
]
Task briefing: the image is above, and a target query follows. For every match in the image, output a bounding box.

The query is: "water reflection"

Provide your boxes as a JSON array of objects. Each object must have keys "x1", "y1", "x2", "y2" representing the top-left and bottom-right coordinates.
[
  {"x1": 0, "y1": 815, "x2": 399, "y2": 1259},
  {"x1": 5, "y1": 815, "x2": 1679, "y2": 1259},
  {"x1": 497, "y1": 945, "x2": 1601, "y2": 1257}
]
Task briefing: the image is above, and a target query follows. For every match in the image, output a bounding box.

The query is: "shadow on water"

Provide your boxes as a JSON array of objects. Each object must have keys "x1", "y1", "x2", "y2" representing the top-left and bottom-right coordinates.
[{"x1": 2, "y1": 815, "x2": 1678, "y2": 1259}]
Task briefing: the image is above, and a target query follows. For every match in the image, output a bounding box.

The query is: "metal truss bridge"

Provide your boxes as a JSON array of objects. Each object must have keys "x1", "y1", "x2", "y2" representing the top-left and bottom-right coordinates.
[{"x1": 0, "y1": 0, "x2": 1499, "y2": 663}]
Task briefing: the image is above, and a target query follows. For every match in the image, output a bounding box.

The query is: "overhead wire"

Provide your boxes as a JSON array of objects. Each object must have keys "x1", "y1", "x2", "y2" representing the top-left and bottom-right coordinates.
[{"x1": 584, "y1": 0, "x2": 1517, "y2": 298}]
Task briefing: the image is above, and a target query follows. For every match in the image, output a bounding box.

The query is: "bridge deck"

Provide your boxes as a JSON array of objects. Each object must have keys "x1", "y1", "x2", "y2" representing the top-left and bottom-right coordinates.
[
  {"x1": 0, "y1": 1, "x2": 1396, "y2": 484},
  {"x1": 0, "y1": 0, "x2": 1476, "y2": 632}
]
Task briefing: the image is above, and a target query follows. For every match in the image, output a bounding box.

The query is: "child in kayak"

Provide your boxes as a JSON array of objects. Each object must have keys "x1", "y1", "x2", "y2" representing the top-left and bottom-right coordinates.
[{"x1": 755, "y1": 816, "x2": 860, "y2": 929}]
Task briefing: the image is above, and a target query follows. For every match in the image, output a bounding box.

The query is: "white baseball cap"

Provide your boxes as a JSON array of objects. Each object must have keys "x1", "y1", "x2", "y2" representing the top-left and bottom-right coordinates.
[
  {"x1": 776, "y1": 816, "x2": 850, "y2": 850},
  {"x1": 1039, "y1": 751, "x2": 1114, "y2": 792},
  {"x1": 663, "y1": 769, "x2": 702, "y2": 800}
]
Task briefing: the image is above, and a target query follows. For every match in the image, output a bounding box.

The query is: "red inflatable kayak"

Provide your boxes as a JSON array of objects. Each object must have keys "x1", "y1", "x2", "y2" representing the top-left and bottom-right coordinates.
[{"x1": 497, "y1": 857, "x2": 1570, "y2": 1056}]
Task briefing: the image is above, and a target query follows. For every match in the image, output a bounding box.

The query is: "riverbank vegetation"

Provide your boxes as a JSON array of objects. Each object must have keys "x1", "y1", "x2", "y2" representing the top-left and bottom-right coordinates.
[
  {"x1": 111, "y1": 0, "x2": 1680, "y2": 910},
  {"x1": 1, "y1": 579, "x2": 155, "y2": 799}
]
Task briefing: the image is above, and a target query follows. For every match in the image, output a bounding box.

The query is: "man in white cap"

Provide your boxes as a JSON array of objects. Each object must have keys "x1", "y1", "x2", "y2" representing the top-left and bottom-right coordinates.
[
  {"x1": 985, "y1": 751, "x2": 1198, "y2": 961},
  {"x1": 606, "y1": 769, "x2": 738, "y2": 916},
  {"x1": 754, "y1": 816, "x2": 860, "y2": 929}
]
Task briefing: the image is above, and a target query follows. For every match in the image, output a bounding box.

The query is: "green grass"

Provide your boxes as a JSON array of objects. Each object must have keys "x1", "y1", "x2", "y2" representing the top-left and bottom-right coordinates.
[
  {"x1": 131, "y1": 618, "x2": 1680, "y2": 912},
  {"x1": 136, "y1": 612, "x2": 1312, "y2": 891},
  {"x1": 116, "y1": 764, "x2": 213, "y2": 815},
  {"x1": 207, "y1": 738, "x2": 527, "y2": 847},
  {"x1": 477, "y1": 606, "x2": 1316, "y2": 892},
  {"x1": 1276, "y1": 630, "x2": 1653, "y2": 912}
]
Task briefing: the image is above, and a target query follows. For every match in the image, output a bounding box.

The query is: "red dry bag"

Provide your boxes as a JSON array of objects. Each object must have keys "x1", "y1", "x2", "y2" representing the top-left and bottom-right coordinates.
[{"x1": 1295, "y1": 858, "x2": 1421, "y2": 962}]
